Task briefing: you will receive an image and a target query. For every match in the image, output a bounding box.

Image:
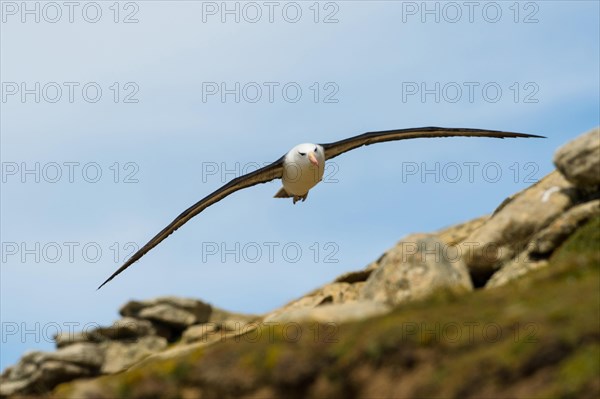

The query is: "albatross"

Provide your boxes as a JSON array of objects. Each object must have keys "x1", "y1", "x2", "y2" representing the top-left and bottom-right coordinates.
[{"x1": 98, "y1": 126, "x2": 544, "y2": 289}]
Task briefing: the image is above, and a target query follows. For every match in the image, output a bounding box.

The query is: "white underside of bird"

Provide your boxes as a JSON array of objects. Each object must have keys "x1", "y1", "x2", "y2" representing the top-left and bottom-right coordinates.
[{"x1": 274, "y1": 143, "x2": 325, "y2": 203}]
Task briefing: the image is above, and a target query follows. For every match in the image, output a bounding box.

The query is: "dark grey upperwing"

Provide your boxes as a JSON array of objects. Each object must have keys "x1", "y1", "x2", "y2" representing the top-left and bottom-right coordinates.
[
  {"x1": 320, "y1": 127, "x2": 545, "y2": 160},
  {"x1": 97, "y1": 156, "x2": 285, "y2": 290}
]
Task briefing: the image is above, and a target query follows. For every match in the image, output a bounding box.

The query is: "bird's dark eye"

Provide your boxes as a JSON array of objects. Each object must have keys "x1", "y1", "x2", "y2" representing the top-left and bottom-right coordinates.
[
  {"x1": 298, "y1": 152, "x2": 306, "y2": 156},
  {"x1": 314, "y1": 147, "x2": 318, "y2": 152}
]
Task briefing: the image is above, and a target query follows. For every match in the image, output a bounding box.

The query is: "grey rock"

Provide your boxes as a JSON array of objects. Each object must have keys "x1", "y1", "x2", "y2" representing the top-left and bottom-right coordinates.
[
  {"x1": 316, "y1": 282, "x2": 363, "y2": 305},
  {"x1": 54, "y1": 317, "x2": 157, "y2": 348},
  {"x1": 554, "y1": 127, "x2": 600, "y2": 187},
  {"x1": 119, "y1": 299, "x2": 147, "y2": 317},
  {"x1": 266, "y1": 301, "x2": 391, "y2": 324},
  {"x1": 101, "y1": 336, "x2": 168, "y2": 374},
  {"x1": 531, "y1": 199, "x2": 600, "y2": 255},
  {"x1": 46, "y1": 343, "x2": 105, "y2": 369},
  {"x1": 334, "y1": 269, "x2": 374, "y2": 284},
  {"x1": 435, "y1": 215, "x2": 489, "y2": 245},
  {"x1": 0, "y1": 378, "x2": 30, "y2": 397},
  {"x1": 265, "y1": 282, "x2": 365, "y2": 322},
  {"x1": 139, "y1": 304, "x2": 197, "y2": 329},
  {"x1": 0, "y1": 348, "x2": 98, "y2": 396},
  {"x1": 54, "y1": 330, "x2": 105, "y2": 348},
  {"x1": 95, "y1": 317, "x2": 157, "y2": 341},
  {"x1": 3, "y1": 351, "x2": 41, "y2": 381},
  {"x1": 120, "y1": 296, "x2": 212, "y2": 325},
  {"x1": 158, "y1": 296, "x2": 209, "y2": 310},
  {"x1": 486, "y1": 199, "x2": 600, "y2": 288},
  {"x1": 485, "y1": 256, "x2": 549, "y2": 289},
  {"x1": 360, "y1": 235, "x2": 473, "y2": 306},
  {"x1": 461, "y1": 170, "x2": 577, "y2": 279},
  {"x1": 37, "y1": 360, "x2": 94, "y2": 389},
  {"x1": 182, "y1": 323, "x2": 220, "y2": 344}
]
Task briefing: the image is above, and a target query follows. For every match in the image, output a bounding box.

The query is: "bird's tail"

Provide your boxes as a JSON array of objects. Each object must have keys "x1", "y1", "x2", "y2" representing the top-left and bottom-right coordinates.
[{"x1": 273, "y1": 187, "x2": 292, "y2": 198}]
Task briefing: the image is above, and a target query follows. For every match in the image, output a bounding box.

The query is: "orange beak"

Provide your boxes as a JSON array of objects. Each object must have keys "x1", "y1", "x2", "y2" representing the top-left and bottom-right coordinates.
[{"x1": 308, "y1": 152, "x2": 319, "y2": 167}]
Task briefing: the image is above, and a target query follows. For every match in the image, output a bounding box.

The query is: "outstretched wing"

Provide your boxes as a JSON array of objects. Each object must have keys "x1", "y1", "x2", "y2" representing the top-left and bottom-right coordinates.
[
  {"x1": 97, "y1": 156, "x2": 285, "y2": 289},
  {"x1": 320, "y1": 127, "x2": 545, "y2": 160}
]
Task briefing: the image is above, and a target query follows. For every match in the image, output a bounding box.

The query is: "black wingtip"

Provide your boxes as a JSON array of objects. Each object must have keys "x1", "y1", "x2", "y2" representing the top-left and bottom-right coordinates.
[
  {"x1": 500, "y1": 131, "x2": 546, "y2": 139},
  {"x1": 499, "y1": 133, "x2": 546, "y2": 139},
  {"x1": 96, "y1": 256, "x2": 138, "y2": 291},
  {"x1": 96, "y1": 269, "x2": 122, "y2": 290},
  {"x1": 96, "y1": 278, "x2": 110, "y2": 291}
]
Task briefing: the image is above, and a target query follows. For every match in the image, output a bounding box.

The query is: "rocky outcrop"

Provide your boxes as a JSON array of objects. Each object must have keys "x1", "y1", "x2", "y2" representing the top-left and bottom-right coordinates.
[
  {"x1": 54, "y1": 317, "x2": 157, "y2": 348},
  {"x1": 120, "y1": 296, "x2": 213, "y2": 331},
  {"x1": 479, "y1": 129, "x2": 600, "y2": 288},
  {"x1": 263, "y1": 280, "x2": 367, "y2": 323},
  {"x1": 460, "y1": 170, "x2": 578, "y2": 285},
  {"x1": 0, "y1": 345, "x2": 102, "y2": 397},
  {"x1": 554, "y1": 127, "x2": 600, "y2": 187},
  {"x1": 486, "y1": 199, "x2": 600, "y2": 288},
  {"x1": 359, "y1": 234, "x2": 473, "y2": 305},
  {"x1": 2, "y1": 128, "x2": 599, "y2": 399},
  {"x1": 0, "y1": 298, "x2": 255, "y2": 397}
]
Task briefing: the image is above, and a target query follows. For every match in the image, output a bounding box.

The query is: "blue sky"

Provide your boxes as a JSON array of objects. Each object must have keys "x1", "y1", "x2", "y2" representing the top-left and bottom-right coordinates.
[{"x1": 1, "y1": 1, "x2": 599, "y2": 371}]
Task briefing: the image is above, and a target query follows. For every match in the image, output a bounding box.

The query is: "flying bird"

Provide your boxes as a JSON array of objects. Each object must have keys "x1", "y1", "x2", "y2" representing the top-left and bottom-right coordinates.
[{"x1": 98, "y1": 126, "x2": 544, "y2": 289}]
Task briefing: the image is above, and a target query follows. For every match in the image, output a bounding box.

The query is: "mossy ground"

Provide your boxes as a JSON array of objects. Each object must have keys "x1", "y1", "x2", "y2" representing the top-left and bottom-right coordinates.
[{"x1": 54, "y1": 217, "x2": 600, "y2": 399}]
